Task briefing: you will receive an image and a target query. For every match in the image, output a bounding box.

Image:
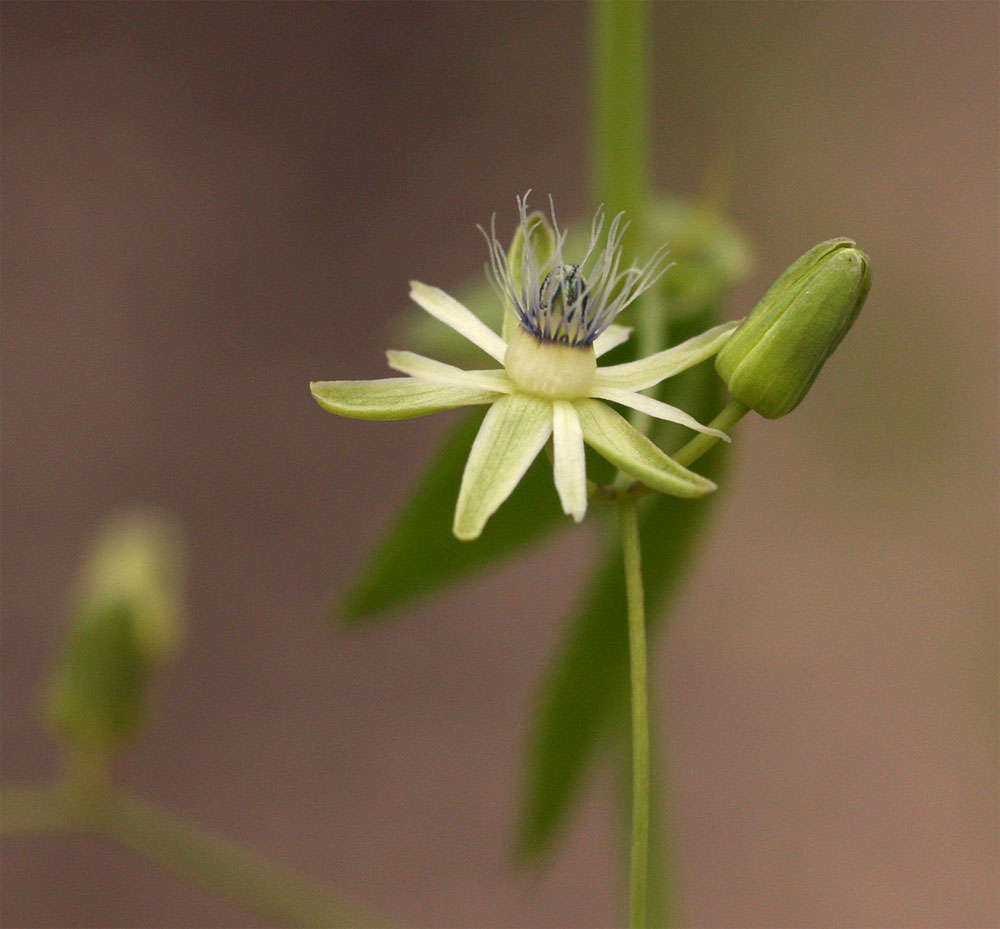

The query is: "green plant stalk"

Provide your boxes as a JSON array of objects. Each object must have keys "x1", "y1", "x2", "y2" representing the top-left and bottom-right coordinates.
[
  {"x1": 619, "y1": 497, "x2": 650, "y2": 929},
  {"x1": 592, "y1": 0, "x2": 660, "y2": 439},
  {"x1": 671, "y1": 400, "x2": 749, "y2": 468},
  {"x1": 1, "y1": 784, "x2": 384, "y2": 929},
  {"x1": 592, "y1": 0, "x2": 651, "y2": 247},
  {"x1": 106, "y1": 795, "x2": 383, "y2": 929},
  {"x1": 614, "y1": 401, "x2": 748, "y2": 929},
  {"x1": 593, "y1": 4, "x2": 683, "y2": 924}
]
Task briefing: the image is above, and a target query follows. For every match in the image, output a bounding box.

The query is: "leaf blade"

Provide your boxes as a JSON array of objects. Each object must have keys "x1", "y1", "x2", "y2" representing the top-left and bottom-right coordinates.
[{"x1": 338, "y1": 410, "x2": 565, "y2": 621}]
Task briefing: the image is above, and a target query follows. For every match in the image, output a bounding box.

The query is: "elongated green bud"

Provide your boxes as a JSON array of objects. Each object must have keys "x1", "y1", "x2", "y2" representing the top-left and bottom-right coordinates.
[
  {"x1": 501, "y1": 206, "x2": 557, "y2": 341},
  {"x1": 46, "y1": 509, "x2": 185, "y2": 753},
  {"x1": 715, "y1": 238, "x2": 871, "y2": 418}
]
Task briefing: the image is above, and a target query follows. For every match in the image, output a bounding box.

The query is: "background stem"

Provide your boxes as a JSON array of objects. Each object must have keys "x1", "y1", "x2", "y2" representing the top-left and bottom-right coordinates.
[
  {"x1": 591, "y1": 0, "x2": 651, "y2": 243},
  {"x1": 619, "y1": 499, "x2": 650, "y2": 929},
  {"x1": 1, "y1": 784, "x2": 383, "y2": 929},
  {"x1": 105, "y1": 795, "x2": 382, "y2": 929}
]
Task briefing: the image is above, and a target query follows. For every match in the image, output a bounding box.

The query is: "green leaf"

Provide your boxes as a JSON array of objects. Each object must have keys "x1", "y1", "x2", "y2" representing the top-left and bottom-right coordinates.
[
  {"x1": 515, "y1": 307, "x2": 730, "y2": 862},
  {"x1": 338, "y1": 410, "x2": 564, "y2": 620}
]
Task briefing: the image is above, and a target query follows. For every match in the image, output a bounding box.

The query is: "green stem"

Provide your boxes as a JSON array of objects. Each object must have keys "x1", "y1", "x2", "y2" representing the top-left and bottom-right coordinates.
[
  {"x1": 671, "y1": 400, "x2": 749, "y2": 468},
  {"x1": 619, "y1": 499, "x2": 649, "y2": 929},
  {"x1": 106, "y1": 795, "x2": 382, "y2": 929},
  {"x1": 593, "y1": 0, "x2": 658, "y2": 444},
  {"x1": 592, "y1": 0, "x2": 651, "y2": 238},
  {"x1": 1, "y1": 783, "x2": 385, "y2": 929}
]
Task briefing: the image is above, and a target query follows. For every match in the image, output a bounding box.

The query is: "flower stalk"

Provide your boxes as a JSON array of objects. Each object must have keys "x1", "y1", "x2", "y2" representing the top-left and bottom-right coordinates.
[{"x1": 620, "y1": 497, "x2": 650, "y2": 929}]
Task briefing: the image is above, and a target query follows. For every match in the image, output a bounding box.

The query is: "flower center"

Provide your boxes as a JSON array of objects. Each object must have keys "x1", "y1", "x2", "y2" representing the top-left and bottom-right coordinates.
[{"x1": 504, "y1": 324, "x2": 596, "y2": 400}]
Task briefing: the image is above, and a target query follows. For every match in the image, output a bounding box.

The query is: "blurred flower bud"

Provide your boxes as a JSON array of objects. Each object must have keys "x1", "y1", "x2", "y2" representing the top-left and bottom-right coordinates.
[
  {"x1": 644, "y1": 198, "x2": 753, "y2": 319},
  {"x1": 46, "y1": 509, "x2": 186, "y2": 753},
  {"x1": 715, "y1": 238, "x2": 871, "y2": 418}
]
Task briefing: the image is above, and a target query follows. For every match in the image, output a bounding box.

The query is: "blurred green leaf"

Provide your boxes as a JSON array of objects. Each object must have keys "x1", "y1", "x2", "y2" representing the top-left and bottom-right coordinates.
[
  {"x1": 339, "y1": 410, "x2": 564, "y2": 620},
  {"x1": 515, "y1": 308, "x2": 730, "y2": 862}
]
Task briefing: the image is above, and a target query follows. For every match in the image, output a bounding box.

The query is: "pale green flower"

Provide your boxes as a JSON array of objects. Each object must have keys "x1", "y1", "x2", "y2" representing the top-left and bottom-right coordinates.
[{"x1": 311, "y1": 197, "x2": 738, "y2": 540}]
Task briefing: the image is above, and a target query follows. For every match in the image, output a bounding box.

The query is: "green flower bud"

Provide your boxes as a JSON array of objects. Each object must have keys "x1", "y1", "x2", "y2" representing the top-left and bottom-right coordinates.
[
  {"x1": 715, "y1": 238, "x2": 871, "y2": 418},
  {"x1": 501, "y1": 206, "x2": 557, "y2": 341},
  {"x1": 46, "y1": 509, "x2": 186, "y2": 754}
]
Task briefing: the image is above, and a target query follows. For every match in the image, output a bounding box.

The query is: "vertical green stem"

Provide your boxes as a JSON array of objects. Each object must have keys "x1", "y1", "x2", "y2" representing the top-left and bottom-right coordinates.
[
  {"x1": 591, "y1": 0, "x2": 651, "y2": 249},
  {"x1": 619, "y1": 498, "x2": 649, "y2": 929}
]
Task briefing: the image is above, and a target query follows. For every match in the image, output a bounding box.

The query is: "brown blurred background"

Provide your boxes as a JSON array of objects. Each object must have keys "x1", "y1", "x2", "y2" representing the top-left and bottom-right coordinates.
[{"x1": 2, "y1": 3, "x2": 996, "y2": 927}]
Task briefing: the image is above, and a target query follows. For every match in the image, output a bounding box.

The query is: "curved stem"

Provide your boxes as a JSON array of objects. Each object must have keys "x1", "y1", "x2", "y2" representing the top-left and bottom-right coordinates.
[
  {"x1": 1, "y1": 783, "x2": 385, "y2": 929},
  {"x1": 619, "y1": 498, "x2": 649, "y2": 929},
  {"x1": 105, "y1": 795, "x2": 384, "y2": 929},
  {"x1": 670, "y1": 399, "x2": 749, "y2": 468}
]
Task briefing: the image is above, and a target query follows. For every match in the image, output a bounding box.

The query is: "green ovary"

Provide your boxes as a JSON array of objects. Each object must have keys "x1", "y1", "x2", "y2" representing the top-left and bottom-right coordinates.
[{"x1": 504, "y1": 325, "x2": 597, "y2": 400}]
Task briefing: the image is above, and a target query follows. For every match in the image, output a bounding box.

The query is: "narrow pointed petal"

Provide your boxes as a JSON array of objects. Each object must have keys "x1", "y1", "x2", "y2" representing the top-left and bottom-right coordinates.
[
  {"x1": 593, "y1": 320, "x2": 740, "y2": 391},
  {"x1": 409, "y1": 280, "x2": 508, "y2": 363},
  {"x1": 593, "y1": 324, "x2": 632, "y2": 358},
  {"x1": 589, "y1": 386, "x2": 730, "y2": 440},
  {"x1": 453, "y1": 395, "x2": 553, "y2": 540},
  {"x1": 310, "y1": 379, "x2": 496, "y2": 421},
  {"x1": 386, "y1": 350, "x2": 512, "y2": 393},
  {"x1": 552, "y1": 400, "x2": 587, "y2": 522},
  {"x1": 575, "y1": 399, "x2": 716, "y2": 498}
]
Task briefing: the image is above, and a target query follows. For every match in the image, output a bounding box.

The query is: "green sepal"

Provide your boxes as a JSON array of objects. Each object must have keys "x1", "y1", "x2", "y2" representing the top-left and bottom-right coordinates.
[
  {"x1": 575, "y1": 399, "x2": 716, "y2": 498},
  {"x1": 452, "y1": 394, "x2": 553, "y2": 541},
  {"x1": 311, "y1": 378, "x2": 497, "y2": 421}
]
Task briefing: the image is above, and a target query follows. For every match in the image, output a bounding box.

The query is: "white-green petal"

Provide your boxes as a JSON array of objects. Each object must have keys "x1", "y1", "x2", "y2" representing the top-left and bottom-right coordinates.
[
  {"x1": 310, "y1": 379, "x2": 496, "y2": 421},
  {"x1": 592, "y1": 320, "x2": 741, "y2": 391},
  {"x1": 552, "y1": 400, "x2": 587, "y2": 522},
  {"x1": 386, "y1": 350, "x2": 512, "y2": 393},
  {"x1": 409, "y1": 280, "x2": 509, "y2": 363},
  {"x1": 453, "y1": 394, "x2": 553, "y2": 540},
  {"x1": 589, "y1": 386, "x2": 730, "y2": 440},
  {"x1": 574, "y1": 399, "x2": 716, "y2": 498},
  {"x1": 593, "y1": 324, "x2": 632, "y2": 358}
]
